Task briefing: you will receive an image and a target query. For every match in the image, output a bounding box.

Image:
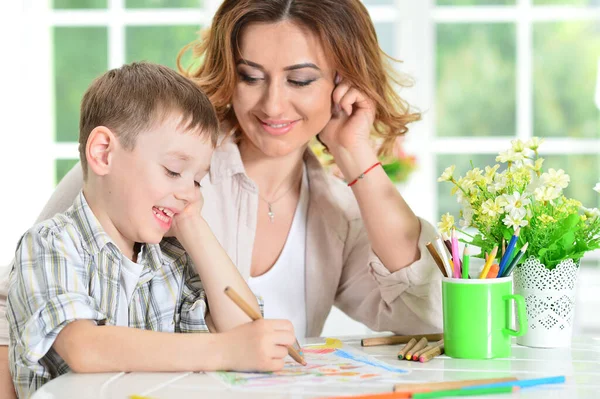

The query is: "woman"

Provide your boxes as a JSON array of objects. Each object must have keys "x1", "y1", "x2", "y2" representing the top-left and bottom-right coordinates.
[{"x1": 1, "y1": 0, "x2": 441, "y2": 395}]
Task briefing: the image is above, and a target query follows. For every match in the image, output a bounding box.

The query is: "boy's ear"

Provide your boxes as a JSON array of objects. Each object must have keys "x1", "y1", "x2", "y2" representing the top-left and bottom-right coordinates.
[{"x1": 86, "y1": 126, "x2": 117, "y2": 177}]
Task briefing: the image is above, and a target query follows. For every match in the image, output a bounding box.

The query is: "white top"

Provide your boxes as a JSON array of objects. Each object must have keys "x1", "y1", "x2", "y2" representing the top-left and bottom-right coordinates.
[
  {"x1": 116, "y1": 251, "x2": 144, "y2": 326},
  {"x1": 248, "y1": 165, "x2": 309, "y2": 338}
]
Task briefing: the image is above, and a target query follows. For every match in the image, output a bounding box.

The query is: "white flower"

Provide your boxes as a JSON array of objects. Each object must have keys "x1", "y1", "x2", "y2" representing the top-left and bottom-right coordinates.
[
  {"x1": 534, "y1": 185, "x2": 561, "y2": 202},
  {"x1": 481, "y1": 198, "x2": 505, "y2": 218},
  {"x1": 541, "y1": 168, "x2": 570, "y2": 189},
  {"x1": 594, "y1": 182, "x2": 600, "y2": 194},
  {"x1": 496, "y1": 149, "x2": 525, "y2": 164},
  {"x1": 511, "y1": 139, "x2": 526, "y2": 153},
  {"x1": 526, "y1": 158, "x2": 544, "y2": 173},
  {"x1": 489, "y1": 173, "x2": 508, "y2": 193},
  {"x1": 438, "y1": 165, "x2": 456, "y2": 182},
  {"x1": 509, "y1": 207, "x2": 527, "y2": 220},
  {"x1": 460, "y1": 206, "x2": 474, "y2": 228},
  {"x1": 502, "y1": 191, "x2": 531, "y2": 214},
  {"x1": 582, "y1": 207, "x2": 600, "y2": 219},
  {"x1": 438, "y1": 213, "x2": 455, "y2": 235},
  {"x1": 465, "y1": 168, "x2": 485, "y2": 185},
  {"x1": 527, "y1": 137, "x2": 544, "y2": 151},
  {"x1": 503, "y1": 213, "x2": 529, "y2": 229},
  {"x1": 484, "y1": 164, "x2": 500, "y2": 184},
  {"x1": 457, "y1": 177, "x2": 475, "y2": 193}
]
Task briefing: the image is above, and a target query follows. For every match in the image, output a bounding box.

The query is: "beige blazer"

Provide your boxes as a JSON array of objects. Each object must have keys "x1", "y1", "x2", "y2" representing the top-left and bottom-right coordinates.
[{"x1": 34, "y1": 140, "x2": 443, "y2": 337}]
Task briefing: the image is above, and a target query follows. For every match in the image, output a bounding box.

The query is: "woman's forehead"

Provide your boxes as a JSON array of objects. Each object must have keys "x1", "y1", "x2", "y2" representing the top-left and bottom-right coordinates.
[{"x1": 237, "y1": 21, "x2": 333, "y2": 72}]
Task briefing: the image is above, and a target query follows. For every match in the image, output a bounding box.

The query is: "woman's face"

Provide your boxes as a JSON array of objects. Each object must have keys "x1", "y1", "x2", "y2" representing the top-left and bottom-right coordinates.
[{"x1": 232, "y1": 20, "x2": 335, "y2": 158}]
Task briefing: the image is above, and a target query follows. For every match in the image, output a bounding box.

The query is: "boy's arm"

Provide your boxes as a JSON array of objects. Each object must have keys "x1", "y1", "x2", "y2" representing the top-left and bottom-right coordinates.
[
  {"x1": 53, "y1": 318, "x2": 295, "y2": 373},
  {"x1": 176, "y1": 217, "x2": 260, "y2": 332}
]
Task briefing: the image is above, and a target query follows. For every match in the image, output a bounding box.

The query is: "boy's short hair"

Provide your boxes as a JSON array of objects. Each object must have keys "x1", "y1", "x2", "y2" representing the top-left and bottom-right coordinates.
[{"x1": 79, "y1": 62, "x2": 220, "y2": 179}]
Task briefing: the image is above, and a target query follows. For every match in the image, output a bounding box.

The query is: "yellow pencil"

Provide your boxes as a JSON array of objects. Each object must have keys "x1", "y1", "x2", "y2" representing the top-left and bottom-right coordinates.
[{"x1": 479, "y1": 246, "x2": 498, "y2": 279}]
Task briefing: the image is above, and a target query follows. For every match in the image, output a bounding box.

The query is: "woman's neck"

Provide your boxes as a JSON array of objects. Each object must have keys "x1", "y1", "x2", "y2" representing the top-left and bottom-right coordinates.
[{"x1": 238, "y1": 138, "x2": 306, "y2": 199}]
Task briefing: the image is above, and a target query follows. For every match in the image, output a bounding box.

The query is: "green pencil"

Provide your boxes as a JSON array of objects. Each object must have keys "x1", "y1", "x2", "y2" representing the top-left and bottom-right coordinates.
[
  {"x1": 412, "y1": 386, "x2": 516, "y2": 398},
  {"x1": 462, "y1": 245, "x2": 470, "y2": 279},
  {"x1": 501, "y1": 242, "x2": 529, "y2": 277}
]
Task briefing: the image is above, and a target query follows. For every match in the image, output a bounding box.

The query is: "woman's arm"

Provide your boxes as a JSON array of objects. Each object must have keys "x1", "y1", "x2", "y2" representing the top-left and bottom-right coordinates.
[
  {"x1": 36, "y1": 162, "x2": 83, "y2": 223},
  {"x1": 0, "y1": 347, "x2": 16, "y2": 399}
]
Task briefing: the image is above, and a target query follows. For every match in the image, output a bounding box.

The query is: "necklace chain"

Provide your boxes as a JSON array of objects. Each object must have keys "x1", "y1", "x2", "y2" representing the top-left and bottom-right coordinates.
[{"x1": 258, "y1": 170, "x2": 301, "y2": 223}]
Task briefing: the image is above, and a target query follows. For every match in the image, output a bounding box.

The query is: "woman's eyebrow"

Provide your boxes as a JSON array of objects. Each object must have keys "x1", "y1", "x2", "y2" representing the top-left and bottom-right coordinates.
[{"x1": 237, "y1": 59, "x2": 320, "y2": 72}]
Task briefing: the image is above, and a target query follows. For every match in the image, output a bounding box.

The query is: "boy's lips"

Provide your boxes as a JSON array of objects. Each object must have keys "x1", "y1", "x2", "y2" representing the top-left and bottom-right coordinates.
[{"x1": 152, "y1": 206, "x2": 176, "y2": 231}]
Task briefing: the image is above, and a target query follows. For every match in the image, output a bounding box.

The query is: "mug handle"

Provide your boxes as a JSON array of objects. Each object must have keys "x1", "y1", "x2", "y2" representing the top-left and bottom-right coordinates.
[{"x1": 503, "y1": 294, "x2": 528, "y2": 337}]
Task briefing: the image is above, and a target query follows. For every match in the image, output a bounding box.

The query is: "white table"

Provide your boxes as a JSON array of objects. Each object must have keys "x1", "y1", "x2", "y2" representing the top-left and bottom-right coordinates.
[{"x1": 32, "y1": 335, "x2": 600, "y2": 399}]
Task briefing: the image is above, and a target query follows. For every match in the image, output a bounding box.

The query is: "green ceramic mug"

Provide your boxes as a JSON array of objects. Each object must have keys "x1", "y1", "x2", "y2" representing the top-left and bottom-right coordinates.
[{"x1": 442, "y1": 276, "x2": 527, "y2": 359}]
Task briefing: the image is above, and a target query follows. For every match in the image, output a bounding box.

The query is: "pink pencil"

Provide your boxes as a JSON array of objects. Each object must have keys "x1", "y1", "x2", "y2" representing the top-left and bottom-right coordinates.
[{"x1": 451, "y1": 229, "x2": 462, "y2": 278}]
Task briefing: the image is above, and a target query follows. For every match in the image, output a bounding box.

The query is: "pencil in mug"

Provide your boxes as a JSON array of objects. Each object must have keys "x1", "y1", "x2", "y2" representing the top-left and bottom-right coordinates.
[
  {"x1": 426, "y1": 241, "x2": 448, "y2": 278},
  {"x1": 451, "y1": 228, "x2": 462, "y2": 277},
  {"x1": 478, "y1": 246, "x2": 498, "y2": 279},
  {"x1": 462, "y1": 245, "x2": 470, "y2": 279},
  {"x1": 501, "y1": 242, "x2": 529, "y2": 277},
  {"x1": 224, "y1": 286, "x2": 306, "y2": 366},
  {"x1": 486, "y1": 264, "x2": 500, "y2": 279},
  {"x1": 498, "y1": 227, "x2": 520, "y2": 276},
  {"x1": 435, "y1": 236, "x2": 453, "y2": 278}
]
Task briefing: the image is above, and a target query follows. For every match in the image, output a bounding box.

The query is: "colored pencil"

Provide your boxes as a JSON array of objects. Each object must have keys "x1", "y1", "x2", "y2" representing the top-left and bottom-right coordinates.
[
  {"x1": 361, "y1": 333, "x2": 443, "y2": 347},
  {"x1": 502, "y1": 239, "x2": 506, "y2": 260},
  {"x1": 397, "y1": 338, "x2": 417, "y2": 360},
  {"x1": 498, "y1": 227, "x2": 520, "y2": 276},
  {"x1": 318, "y1": 392, "x2": 411, "y2": 399},
  {"x1": 419, "y1": 345, "x2": 444, "y2": 363},
  {"x1": 426, "y1": 242, "x2": 448, "y2": 277},
  {"x1": 463, "y1": 375, "x2": 566, "y2": 390},
  {"x1": 442, "y1": 234, "x2": 453, "y2": 256},
  {"x1": 412, "y1": 344, "x2": 433, "y2": 361},
  {"x1": 451, "y1": 229, "x2": 462, "y2": 278},
  {"x1": 462, "y1": 245, "x2": 470, "y2": 279},
  {"x1": 412, "y1": 386, "x2": 516, "y2": 398},
  {"x1": 486, "y1": 264, "x2": 500, "y2": 279},
  {"x1": 435, "y1": 237, "x2": 453, "y2": 278},
  {"x1": 224, "y1": 286, "x2": 306, "y2": 366},
  {"x1": 405, "y1": 337, "x2": 428, "y2": 360},
  {"x1": 501, "y1": 242, "x2": 529, "y2": 277},
  {"x1": 478, "y1": 246, "x2": 498, "y2": 279},
  {"x1": 394, "y1": 377, "x2": 518, "y2": 392}
]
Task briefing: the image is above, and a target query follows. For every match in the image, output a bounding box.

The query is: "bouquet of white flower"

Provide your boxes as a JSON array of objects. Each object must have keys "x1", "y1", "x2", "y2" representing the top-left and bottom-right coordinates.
[{"x1": 437, "y1": 138, "x2": 600, "y2": 270}]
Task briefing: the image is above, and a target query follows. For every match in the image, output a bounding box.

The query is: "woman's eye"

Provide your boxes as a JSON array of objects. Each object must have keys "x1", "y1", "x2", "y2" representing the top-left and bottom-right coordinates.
[
  {"x1": 239, "y1": 73, "x2": 261, "y2": 84},
  {"x1": 289, "y1": 79, "x2": 315, "y2": 87},
  {"x1": 165, "y1": 168, "x2": 181, "y2": 178}
]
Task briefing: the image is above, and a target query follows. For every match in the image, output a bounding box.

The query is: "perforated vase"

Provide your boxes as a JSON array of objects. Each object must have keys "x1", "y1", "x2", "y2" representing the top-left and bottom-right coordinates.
[{"x1": 513, "y1": 256, "x2": 579, "y2": 348}]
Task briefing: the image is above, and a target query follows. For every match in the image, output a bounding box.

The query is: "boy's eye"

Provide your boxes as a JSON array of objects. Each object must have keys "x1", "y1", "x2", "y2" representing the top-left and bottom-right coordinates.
[{"x1": 164, "y1": 168, "x2": 181, "y2": 178}]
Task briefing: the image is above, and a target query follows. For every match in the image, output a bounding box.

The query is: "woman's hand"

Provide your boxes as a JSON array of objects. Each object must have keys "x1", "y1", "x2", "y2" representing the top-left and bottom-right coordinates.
[{"x1": 318, "y1": 76, "x2": 376, "y2": 154}]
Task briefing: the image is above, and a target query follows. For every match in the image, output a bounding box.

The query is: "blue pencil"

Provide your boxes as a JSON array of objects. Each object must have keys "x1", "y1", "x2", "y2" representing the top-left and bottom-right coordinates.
[
  {"x1": 463, "y1": 375, "x2": 566, "y2": 390},
  {"x1": 498, "y1": 227, "x2": 520, "y2": 276}
]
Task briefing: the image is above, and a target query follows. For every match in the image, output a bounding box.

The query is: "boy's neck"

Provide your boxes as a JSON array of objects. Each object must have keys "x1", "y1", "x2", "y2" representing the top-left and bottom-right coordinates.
[{"x1": 82, "y1": 185, "x2": 137, "y2": 261}]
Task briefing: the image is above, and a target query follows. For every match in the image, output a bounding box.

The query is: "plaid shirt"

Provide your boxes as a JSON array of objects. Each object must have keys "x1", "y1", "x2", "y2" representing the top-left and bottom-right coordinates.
[{"x1": 7, "y1": 192, "x2": 209, "y2": 398}]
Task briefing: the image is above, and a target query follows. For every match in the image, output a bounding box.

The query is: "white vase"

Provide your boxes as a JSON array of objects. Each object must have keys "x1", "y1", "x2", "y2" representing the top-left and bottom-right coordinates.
[{"x1": 513, "y1": 256, "x2": 579, "y2": 348}]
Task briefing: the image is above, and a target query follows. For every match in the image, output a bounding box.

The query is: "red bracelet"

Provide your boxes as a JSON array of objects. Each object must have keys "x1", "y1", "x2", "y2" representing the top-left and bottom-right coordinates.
[{"x1": 347, "y1": 162, "x2": 382, "y2": 187}]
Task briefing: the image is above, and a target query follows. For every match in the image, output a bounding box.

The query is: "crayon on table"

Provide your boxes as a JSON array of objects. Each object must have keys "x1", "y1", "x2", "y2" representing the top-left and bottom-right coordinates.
[
  {"x1": 412, "y1": 386, "x2": 517, "y2": 398},
  {"x1": 419, "y1": 345, "x2": 444, "y2": 363},
  {"x1": 361, "y1": 333, "x2": 443, "y2": 347},
  {"x1": 406, "y1": 337, "x2": 428, "y2": 360},
  {"x1": 397, "y1": 338, "x2": 418, "y2": 360},
  {"x1": 394, "y1": 377, "x2": 518, "y2": 393},
  {"x1": 462, "y1": 375, "x2": 566, "y2": 390}
]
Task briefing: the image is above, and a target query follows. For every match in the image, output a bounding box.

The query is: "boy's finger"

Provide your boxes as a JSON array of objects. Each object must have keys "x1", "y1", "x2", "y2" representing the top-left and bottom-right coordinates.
[{"x1": 268, "y1": 319, "x2": 294, "y2": 332}]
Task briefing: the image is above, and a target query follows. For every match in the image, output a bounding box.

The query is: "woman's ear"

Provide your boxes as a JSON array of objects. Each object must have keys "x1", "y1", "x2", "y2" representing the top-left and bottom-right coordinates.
[{"x1": 86, "y1": 126, "x2": 117, "y2": 177}]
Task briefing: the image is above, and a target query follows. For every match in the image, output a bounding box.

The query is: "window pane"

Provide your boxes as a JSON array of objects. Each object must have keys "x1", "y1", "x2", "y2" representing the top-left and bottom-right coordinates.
[
  {"x1": 436, "y1": 153, "x2": 498, "y2": 219},
  {"x1": 533, "y1": 0, "x2": 589, "y2": 4},
  {"x1": 126, "y1": 0, "x2": 202, "y2": 8},
  {"x1": 436, "y1": 0, "x2": 515, "y2": 4},
  {"x1": 54, "y1": 27, "x2": 108, "y2": 143},
  {"x1": 375, "y1": 23, "x2": 395, "y2": 57},
  {"x1": 55, "y1": 159, "x2": 79, "y2": 185},
  {"x1": 53, "y1": 0, "x2": 107, "y2": 9},
  {"x1": 126, "y1": 26, "x2": 201, "y2": 70},
  {"x1": 533, "y1": 21, "x2": 600, "y2": 138},
  {"x1": 542, "y1": 155, "x2": 600, "y2": 208},
  {"x1": 436, "y1": 23, "x2": 516, "y2": 137}
]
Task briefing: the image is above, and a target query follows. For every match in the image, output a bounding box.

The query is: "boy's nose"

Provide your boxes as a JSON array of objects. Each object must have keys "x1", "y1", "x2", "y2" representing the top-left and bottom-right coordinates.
[{"x1": 174, "y1": 181, "x2": 198, "y2": 204}]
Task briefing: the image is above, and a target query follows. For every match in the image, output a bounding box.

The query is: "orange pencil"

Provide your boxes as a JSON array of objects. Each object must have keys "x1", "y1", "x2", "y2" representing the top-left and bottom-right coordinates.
[
  {"x1": 318, "y1": 392, "x2": 411, "y2": 399},
  {"x1": 486, "y1": 264, "x2": 500, "y2": 278},
  {"x1": 478, "y1": 246, "x2": 498, "y2": 279}
]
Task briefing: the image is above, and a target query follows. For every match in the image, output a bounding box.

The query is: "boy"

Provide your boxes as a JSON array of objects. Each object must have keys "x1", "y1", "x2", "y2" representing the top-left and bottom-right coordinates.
[{"x1": 7, "y1": 62, "x2": 295, "y2": 398}]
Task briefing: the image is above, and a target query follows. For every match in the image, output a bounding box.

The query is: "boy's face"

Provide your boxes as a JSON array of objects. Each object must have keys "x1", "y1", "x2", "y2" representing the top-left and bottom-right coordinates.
[{"x1": 103, "y1": 113, "x2": 213, "y2": 248}]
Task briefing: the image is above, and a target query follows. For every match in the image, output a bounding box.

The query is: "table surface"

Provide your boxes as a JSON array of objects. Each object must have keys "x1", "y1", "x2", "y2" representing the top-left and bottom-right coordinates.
[{"x1": 32, "y1": 335, "x2": 600, "y2": 399}]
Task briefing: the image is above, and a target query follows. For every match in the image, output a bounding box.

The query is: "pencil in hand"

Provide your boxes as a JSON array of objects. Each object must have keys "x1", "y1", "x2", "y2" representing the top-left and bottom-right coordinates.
[{"x1": 224, "y1": 286, "x2": 306, "y2": 366}]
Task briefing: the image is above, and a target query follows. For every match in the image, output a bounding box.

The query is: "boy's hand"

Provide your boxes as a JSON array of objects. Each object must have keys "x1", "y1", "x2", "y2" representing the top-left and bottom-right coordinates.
[
  {"x1": 219, "y1": 319, "x2": 297, "y2": 372},
  {"x1": 168, "y1": 191, "x2": 205, "y2": 241}
]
